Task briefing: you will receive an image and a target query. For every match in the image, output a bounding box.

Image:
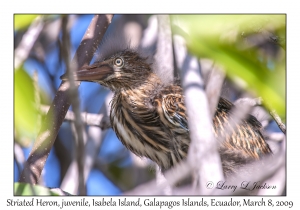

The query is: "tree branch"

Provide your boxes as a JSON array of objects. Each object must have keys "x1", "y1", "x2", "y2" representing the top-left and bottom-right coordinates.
[
  {"x1": 154, "y1": 15, "x2": 174, "y2": 84},
  {"x1": 234, "y1": 97, "x2": 263, "y2": 106},
  {"x1": 14, "y1": 16, "x2": 44, "y2": 69},
  {"x1": 39, "y1": 105, "x2": 111, "y2": 129},
  {"x1": 60, "y1": 92, "x2": 112, "y2": 195},
  {"x1": 173, "y1": 35, "x2": 224, "y2": 194},
  {"x1": 61, "y1": 15, "x2": 87, "y2": 195},
  {"x1": 125, "y1": 161, "x2": 191, "y2": 195},
  {"x1": 19, "y1": 14, "x2": 113, "y2": 184},
  {"x1": 269, "y1": 110, "x2": 286, "y2": 134},
  {"x1": 205, "y1": 63, "x2": 225, "y2": 118}
]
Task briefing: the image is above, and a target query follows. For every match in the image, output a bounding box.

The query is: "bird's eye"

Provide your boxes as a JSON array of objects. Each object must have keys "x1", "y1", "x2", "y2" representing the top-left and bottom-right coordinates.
[{"x1": 114, "y1": 58, "x2": 124, "y2": 67}]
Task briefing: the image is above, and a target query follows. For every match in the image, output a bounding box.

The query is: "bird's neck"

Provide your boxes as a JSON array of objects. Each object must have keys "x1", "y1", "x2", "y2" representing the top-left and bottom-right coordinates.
[{"x1": 118, "y1": 73, "x2": 164, "y2": 103}]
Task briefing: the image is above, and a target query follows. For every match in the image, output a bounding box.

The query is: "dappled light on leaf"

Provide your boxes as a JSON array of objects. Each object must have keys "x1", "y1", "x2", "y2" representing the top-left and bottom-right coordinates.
[
  {"x1": 172, "y1": 15, "x2": 286, "y2": 116},
  {"x1": 14, "y1": 15, "x2": 39, "y2": 30},
  {"x1": 14, "y1": 182, "x2": 59, "y2": 195},
  {"x1": 14, "y1": 67, "x2": 39, "y2": 143}
]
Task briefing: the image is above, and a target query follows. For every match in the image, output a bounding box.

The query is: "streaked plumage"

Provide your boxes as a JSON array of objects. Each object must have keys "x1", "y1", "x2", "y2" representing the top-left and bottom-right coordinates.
[{"x1": 61, "y1": 48, "x2": 272, "y2": 176}]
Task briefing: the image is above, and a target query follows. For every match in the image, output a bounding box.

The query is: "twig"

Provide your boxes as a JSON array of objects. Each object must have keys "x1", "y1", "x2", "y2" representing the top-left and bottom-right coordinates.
[
  {"x1": 205, "y1": 64, "x2": 225, "y2": 118},
  {"x1": 156, "y1": 165, "x2": 172, "y2": 195},
  {"x1": 269, "y1": 110, "x2": 286, "y2": 134},
  {"x1": 173, "y1": 35, "x2": 224, "y2": 194},
  {"x1": 237, "y1": 95, "x2": 286, "y2": 135},
  {"x1": 154, "y1": 15, "x2": 174, "y2": 84},
  {"x1": 125, "y1": 161, "x2": 191, "y2": 195},
  {"x1": 14, "y1": 144, "x2": 36, "y2": 195},
  {"x1": 39, "y1": 105, "x2": 111, "y2": 129},
  {"x1": 33, "y1": 71, "x2": 42, "y2": 138},
  {"x1": 94, "y1": 154, "x2": 142, "y2": 192},
  {"x1": 14, "y1": 16, "x2": 44, "y2": 69},
  {"x1": 217, "y1": 99, "x2": 254, "y2": 145},
  {"x1": 14, "y1": 143, "x2": 25, "y2": 176},
  {"x1": 19, "y1": 14, "x2": 113, "y2": 184},
  {"x1": 234, "y1": 97, "x2": 263, "y2": 106},
  {"x1": 60, "y1": 92, "x2": 112, "y2": 194},
  {"x1": 49, "y1": 188, "x2": 72, "y2": 195},
  {"x1": 154, "y1": 15, "x2": 174, "y2": 194},
  {"x1": 61, "y1": 15, "x2": 86, "y2": 195},
  {"x1": 60, "y1": 161, "x2": 78, "y2": 195},
  {"x1": 139, "y1": 15, "x2": 158, "y2": 53},
  {"x1": 264, "y1": 132, "x2": 285, "y2": 142}
]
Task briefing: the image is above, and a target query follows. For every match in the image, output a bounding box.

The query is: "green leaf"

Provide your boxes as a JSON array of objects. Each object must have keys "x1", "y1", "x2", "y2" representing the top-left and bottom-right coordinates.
[
  {"x1": 14, "y1": 67, "x2": 39, "y2": 142},
  {"x1": 172, "y1": 15, "x2": 286, "y2": 116},
  {"x1": 14, "y1": 15, "x2": 39, "y2": 30},
  {"x1": 14, "y1": 182, "x2": 59, "y2": 196}
]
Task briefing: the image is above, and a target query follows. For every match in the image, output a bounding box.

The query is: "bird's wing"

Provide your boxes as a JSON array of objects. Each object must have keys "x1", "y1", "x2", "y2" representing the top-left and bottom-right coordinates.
[
  {"x1": 160, "y1": 92, "x2": 189, "y2": 132},
  {"x1": 215, "y1": 97, "x2": 272, "y2": 158}
]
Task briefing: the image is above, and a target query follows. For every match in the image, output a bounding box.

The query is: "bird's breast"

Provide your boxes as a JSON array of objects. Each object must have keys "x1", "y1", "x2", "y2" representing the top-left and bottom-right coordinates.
[{"x1": 109, "y1": 92, "x2": 173, "y2": 169}]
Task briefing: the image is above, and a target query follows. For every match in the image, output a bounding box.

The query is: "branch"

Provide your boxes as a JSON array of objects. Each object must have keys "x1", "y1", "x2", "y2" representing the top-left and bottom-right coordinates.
[
  {"x1": 235, "y1": 97, "x2": 286, "y2": 135},
  {"x1": 173, "y1": 35, "x2": 224, "y2": 194},
  {"x1": 156, "y1": 165, "x2": 172, "y2": 195},
  {"x1": 33, "y1": 71, "x2": 42, "y2": 135},
  {"x1": 39, "y1": 105, "x2": 110, "y2": 129},
  {"x1": 60, "y1": 92, "x2": 112, "y2": 195},
  {"x1": 49, "y1": 188, "x2": 72, "y2": 196},
  {"x1": 154, "y1": 15, "x2": 174, "y2": 83},
  {"x1": 61, "y1": 15, "x2": 87, "y2": 195},
  {"x1": 19, "y1": 14, "x2": 113, "y2": 184},
  {"x1": 14, "y1": 16, "x2": 44, "y2": 69},
  {"x1": 205, "y1": 63, "x2": 225, "y2": 117},
  {"x1": 216, "y1": 98, "x2": 255, "y2": 146},
  {"x1": 153, "y1": 15, "x2": 175, "y2": 194},
  {"x1": 234, "y1": 97, "x2": 263, "y2": 106},
  {"x1": 125, "y1": 161, "x2": 191, "y2": 195},
  {"x1": 139, "y1": 15, "x2": 158, "y2": 53},
  {"x1": 14, "y1": 143, "x2": 25, "y2": 176},
  {"x1": 269, "y1": 110, "x2": 286, "y2": 134}
]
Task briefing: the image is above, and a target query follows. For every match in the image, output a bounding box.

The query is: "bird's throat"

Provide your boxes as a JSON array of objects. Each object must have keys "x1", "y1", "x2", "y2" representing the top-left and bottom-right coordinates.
[{"x1": 119, "y1": 73, "x2": 164, "y2": 105}]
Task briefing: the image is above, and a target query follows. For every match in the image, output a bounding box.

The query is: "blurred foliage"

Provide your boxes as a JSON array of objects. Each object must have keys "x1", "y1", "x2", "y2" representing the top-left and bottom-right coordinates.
[
  {"x1": 14, "y1": 182, "x2": 59, "y2": 195},
  {"x1": 14, "y1": 15, "x2": 39, "y2": 30},
  {"x1": 171, "y1": 15, "x2": 286, "y2": 117},
  {"x1": 14, "y1": 67, "x2": 39, "y2": 146}
]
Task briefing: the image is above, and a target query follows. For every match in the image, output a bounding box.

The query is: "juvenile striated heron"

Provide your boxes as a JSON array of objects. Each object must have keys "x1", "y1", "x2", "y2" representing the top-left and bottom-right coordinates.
[{"x1": 61, "y1": 48, "x2": 272, "y2": 177}]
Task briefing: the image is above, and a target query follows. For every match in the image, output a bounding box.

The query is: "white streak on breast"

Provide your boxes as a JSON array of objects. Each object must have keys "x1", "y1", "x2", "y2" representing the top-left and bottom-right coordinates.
[{"x1": 111, "y1": 107, "x2": 170, "y2": 169}]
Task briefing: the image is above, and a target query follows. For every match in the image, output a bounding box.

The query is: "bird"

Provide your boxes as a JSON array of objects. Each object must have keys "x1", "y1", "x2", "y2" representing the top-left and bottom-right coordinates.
[{"x1": 61, "y1": 47, "x2": 272, "y2": 177}]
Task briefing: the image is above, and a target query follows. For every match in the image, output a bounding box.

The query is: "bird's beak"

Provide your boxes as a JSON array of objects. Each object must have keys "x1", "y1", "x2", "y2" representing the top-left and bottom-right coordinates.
[{"x1": 60, "y1": 60, "x2": 113, "y2": 82}]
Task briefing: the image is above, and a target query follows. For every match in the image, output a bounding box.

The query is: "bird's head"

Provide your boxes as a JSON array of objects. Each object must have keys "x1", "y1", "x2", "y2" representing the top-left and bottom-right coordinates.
[{"x1": 61, "y1": 49, "x2": 154, "y2": 91}]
